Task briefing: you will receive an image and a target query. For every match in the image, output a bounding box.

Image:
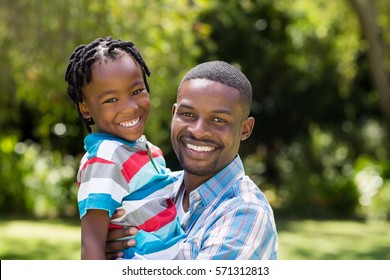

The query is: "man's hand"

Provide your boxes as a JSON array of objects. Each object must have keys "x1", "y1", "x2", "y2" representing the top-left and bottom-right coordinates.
[{"x1": 105, "y1": 209, "x2": 139, "y2": 260}]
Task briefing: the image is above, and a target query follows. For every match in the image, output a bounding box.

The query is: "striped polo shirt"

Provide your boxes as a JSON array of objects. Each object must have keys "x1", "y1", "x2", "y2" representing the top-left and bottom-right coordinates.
[{"x1": 77, "y1": 133, "x2": 186, "y2": 259}]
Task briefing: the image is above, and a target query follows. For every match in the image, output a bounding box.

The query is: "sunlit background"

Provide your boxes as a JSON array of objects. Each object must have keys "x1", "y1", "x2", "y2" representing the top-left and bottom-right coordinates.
[{"x1": 1, "y1": 0, "x2": 389, "y2": 259}]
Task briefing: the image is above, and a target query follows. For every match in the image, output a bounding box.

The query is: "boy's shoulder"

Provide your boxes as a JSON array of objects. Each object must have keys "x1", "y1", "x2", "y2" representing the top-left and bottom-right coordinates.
[{"x1": 85, "y1": 134, "x2": 124, "y2": 159}]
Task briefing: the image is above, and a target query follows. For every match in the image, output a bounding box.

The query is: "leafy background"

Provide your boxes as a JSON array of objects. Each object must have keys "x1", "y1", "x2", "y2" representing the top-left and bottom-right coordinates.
[{"x1": 0, "y1": 0, "x2": 390, "y2": 258}]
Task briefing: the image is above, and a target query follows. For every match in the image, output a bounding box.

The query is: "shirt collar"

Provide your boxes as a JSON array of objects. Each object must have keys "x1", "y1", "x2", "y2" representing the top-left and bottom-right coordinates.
[
  {"x1": 189, "y1": 155, "x2": 245, "y2": 208},
  {"x1": 84, "y1": 133, "x2": 147, "y2": 152}
]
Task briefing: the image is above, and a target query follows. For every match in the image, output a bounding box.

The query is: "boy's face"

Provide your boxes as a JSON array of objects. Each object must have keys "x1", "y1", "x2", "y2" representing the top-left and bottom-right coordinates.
[
  {"x1": 79, "y1": 54, "x2": 150, "y2": 142},
  {"x1": 171, "y1": 78, "x2": 254, "y2": 182}
]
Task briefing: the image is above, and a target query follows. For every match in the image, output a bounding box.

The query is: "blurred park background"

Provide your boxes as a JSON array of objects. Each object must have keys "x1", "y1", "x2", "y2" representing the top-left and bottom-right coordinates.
[{"x1": 1, "y1": 0, "x2": 390, "y2": 259}]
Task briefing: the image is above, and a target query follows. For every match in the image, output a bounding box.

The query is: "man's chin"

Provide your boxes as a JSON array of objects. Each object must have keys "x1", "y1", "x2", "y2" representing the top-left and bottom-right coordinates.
[{"x1": 180, "y1": 161, "x2": 217, "y2": 177}]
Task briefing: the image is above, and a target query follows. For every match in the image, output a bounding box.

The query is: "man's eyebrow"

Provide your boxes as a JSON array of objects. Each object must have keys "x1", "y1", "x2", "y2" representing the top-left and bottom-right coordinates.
[
  {"x1": 177, "y1": 103, "x2": 194, "y2": 110},
  {"x1": 178, "y1": 103, "x2": 232, "y2": 115}
]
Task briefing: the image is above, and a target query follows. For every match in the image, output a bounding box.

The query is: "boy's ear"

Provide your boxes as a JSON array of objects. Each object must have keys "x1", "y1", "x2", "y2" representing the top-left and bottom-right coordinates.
[
  {"x1": 78, "y1": 101, "x2": 91, "y2": 120},
  {"x1": 241, "y1": 117, "x2": 255, "y2": 141}
]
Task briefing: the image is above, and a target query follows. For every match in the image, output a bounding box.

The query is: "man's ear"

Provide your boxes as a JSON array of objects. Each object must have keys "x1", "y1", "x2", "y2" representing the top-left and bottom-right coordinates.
[
  {"x1": 78, "y1": 101, "x2": 91, "y2": 120},
  {"x1": 241, "y1": 117, "x2": 255, "y2": 141},
  {"x1": 171, "y1": 103, "x2": 177, "y2": 116}
]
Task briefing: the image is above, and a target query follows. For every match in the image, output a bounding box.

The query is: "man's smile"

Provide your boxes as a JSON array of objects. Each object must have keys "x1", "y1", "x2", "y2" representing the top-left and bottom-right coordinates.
[{"x1": 186, "y1": 143, "x2": 215, "y2": 152}]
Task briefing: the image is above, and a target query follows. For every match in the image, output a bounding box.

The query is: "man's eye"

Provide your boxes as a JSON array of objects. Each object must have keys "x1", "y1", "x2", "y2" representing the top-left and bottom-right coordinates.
[
  {"x1": 213, "y1": 117, "x2": 225, "y2": 123},
  {"x1": 180, "y1": 112, "x2": 194, "y2": 118}
]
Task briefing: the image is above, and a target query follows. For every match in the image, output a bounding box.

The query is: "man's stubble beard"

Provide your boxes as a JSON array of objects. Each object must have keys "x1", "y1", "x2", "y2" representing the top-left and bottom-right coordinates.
[{"x1": 177, "y1": 151, "x2": 219, "y2": 177}]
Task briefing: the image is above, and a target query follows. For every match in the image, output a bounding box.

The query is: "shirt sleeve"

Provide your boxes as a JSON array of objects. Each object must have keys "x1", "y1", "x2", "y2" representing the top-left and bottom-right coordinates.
[
  {"x1": 194, "y1": 202, "x2": 278, "y2": 260},
  {"x1": 78, "y1": 157, "x2": 129, "y2": 219}
]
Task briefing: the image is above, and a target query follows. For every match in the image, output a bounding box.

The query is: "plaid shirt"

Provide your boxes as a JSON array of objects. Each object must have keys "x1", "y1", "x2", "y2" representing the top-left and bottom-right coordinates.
[{"x1": 173, "y1": 155, "x2": 278, "y2": 260}]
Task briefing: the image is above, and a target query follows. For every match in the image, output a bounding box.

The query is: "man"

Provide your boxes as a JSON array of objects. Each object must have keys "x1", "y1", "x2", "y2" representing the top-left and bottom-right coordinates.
[{"x1": 105, "y1": 61, "x2": 278, "y2": 259}]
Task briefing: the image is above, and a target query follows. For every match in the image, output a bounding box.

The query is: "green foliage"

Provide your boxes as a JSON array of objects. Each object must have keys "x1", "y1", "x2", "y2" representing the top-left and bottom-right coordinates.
[
  {"x1": 0, "y1": 136, "x2": 78, "y2": 217},
  {"x1": 197, "y1": 0, "x2": 390, "y2": 220},
  {"x1": 1, "y1": 0, "x2": 390, "y2": 220},
  {"x1": 354, "y1": 155, "x2": 390, "y2": 221},
  {"x1": 0, "y1": 0, "x2": 204, "y2": 217}
]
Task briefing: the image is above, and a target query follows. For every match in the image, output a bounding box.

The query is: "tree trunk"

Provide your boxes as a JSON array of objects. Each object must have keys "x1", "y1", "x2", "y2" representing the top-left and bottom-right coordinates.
[{"x1": 348, "y1": 0, "x2": 390, "y2": 120}]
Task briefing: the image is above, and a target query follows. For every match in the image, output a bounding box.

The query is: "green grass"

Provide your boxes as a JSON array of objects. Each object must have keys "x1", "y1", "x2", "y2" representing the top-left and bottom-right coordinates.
[
  {"x1": 1, "y1": 217, "x2": 389, "y2": 260},
  {"x1": 0, "y1": 218, "x2": 81, "y2": 260},
  {"x1": 278, "y1": 219, "x2": 390, "y2": 260}
]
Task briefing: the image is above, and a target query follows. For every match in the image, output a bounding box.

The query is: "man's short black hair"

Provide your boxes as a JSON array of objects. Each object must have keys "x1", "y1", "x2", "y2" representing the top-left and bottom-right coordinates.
[{"x1": 179, "y1": 61, "x2": 252, "y2": 116}]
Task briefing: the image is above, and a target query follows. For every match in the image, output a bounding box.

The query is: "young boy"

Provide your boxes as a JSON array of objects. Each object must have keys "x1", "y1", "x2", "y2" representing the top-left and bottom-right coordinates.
[{"x1": 64, "y1": 37, "x2": 186, "y2": 259}]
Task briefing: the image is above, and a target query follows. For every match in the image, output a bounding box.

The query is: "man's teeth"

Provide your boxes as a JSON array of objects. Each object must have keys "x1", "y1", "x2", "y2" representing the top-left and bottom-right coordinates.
[
  {"x1": 119, "y1": 118, "x2": 140, "y2": 127},
  {"x1": 187, "y1": 143, "x2": 214, "y2": 152}
]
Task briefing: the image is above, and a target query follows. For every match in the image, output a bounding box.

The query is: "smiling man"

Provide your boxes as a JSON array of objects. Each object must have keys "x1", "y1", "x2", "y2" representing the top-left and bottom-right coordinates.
[{"x1": 106, "y1": 61, "x2": 278, "y2": 260}]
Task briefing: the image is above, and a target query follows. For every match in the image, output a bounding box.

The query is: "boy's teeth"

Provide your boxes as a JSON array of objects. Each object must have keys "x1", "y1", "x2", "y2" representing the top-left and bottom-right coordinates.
[
  {"x1": 120, "y1": 118, "x2": 140, "y2": 127},
  {"x1": 187, "y1": 143, "x2": 214, "y2": 152}
]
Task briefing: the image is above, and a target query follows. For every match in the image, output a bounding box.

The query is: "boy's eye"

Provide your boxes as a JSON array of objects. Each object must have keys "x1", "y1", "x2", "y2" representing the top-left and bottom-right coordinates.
[
  {"x1": 103, "y1": 98, "x2": 118, "y2": 103},
  {"x1": 132, "y1": 89, "x2": 145, "y2": 96}
]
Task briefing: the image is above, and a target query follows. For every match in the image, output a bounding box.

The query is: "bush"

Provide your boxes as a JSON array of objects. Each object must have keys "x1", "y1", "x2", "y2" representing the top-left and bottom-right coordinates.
[{"x1": 0, "y1": 136, "x2": 78, "y2": 218}]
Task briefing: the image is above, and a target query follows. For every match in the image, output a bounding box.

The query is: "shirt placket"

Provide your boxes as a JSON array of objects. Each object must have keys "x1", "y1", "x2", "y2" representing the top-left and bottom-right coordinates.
[{"x1": 184, "y1": 192, "x2": 203, "y2": 234}]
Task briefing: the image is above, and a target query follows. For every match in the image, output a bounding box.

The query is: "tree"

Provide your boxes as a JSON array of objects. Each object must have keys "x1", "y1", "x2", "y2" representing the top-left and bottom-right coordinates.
[
  {"x1": 0, "y1": 0, "x2": 203, "y2": 216},
  {"x1": 348, "y1": 0, "x2": 390, "y2": 121}
]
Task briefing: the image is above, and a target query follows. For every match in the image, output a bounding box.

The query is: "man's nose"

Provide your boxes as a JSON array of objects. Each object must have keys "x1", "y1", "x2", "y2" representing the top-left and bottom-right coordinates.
[{"x1": 187, "y1": 118, "x2": 213, "y2": 138}]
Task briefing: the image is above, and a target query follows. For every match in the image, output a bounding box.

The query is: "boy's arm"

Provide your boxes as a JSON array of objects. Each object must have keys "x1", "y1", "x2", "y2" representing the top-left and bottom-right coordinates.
[{"x1": 81, "y1": 209, "x2": 110, "y2": 260}]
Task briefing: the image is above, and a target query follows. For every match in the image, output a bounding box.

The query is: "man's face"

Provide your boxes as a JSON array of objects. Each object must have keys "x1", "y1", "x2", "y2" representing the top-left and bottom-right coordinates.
[{"x1": 171, "y1": 78, "x2": 254, "y2": 181}]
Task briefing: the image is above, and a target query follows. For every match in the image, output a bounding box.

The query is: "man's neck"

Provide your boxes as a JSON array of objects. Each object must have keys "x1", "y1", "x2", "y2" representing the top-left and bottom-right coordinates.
[{"x1": 183, "y1": 172, "x2": 212, "y2": 195}]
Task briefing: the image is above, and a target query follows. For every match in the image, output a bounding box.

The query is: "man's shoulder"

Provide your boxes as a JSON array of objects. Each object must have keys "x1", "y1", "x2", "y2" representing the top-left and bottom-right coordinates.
[{"x1": 226, "y1": 177, "x2": 274, "y2": 216}]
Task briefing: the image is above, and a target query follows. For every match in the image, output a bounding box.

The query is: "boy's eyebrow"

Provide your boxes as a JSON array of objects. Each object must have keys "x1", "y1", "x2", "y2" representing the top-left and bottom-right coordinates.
[
  {"x1": 98, "y1": 90, "x2": 117, "y2": 100},
  {"x1": 97, "y1": 80, "x2": 145, "y2": 99}
]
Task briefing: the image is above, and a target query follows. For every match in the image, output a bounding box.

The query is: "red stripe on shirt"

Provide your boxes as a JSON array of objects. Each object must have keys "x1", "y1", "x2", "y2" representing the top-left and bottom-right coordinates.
[
  {"x1": 137, "y1": 199, "x2": 177, "y2": 232},
  {"x1": 120, "y1": 146, "x2": 163, "y2": 183},
  {"x1": 121, "y1": 151, "x2": 150, "y2": 183},
  {"x1": 81, "y1": 157, "x2": 114, "y2": 171}
]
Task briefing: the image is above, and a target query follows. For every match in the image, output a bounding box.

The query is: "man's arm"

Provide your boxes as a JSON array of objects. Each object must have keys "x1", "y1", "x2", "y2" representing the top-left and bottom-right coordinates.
[{"x1": 105, "y1": 203, "x2": 278, "y2": 260}]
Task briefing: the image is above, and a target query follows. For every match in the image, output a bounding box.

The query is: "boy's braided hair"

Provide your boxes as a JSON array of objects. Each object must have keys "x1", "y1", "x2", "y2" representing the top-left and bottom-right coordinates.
[{"x1": 64, "y1": 36, "x2": 150, "y2": 132}]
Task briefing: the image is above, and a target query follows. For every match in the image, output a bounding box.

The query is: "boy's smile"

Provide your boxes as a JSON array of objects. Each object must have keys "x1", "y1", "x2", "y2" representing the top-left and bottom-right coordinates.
[{"x1": 79, "y1": 54, "x2": 151, "y2": 142}]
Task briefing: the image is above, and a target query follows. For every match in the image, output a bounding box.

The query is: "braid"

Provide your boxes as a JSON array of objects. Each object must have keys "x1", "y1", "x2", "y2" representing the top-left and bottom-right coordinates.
[{"x1": 64, "y1": 37, "x2": 151, "y2": 133}]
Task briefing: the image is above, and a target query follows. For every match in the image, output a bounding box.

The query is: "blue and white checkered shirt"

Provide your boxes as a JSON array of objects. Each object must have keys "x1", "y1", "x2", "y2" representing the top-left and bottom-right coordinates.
[{"x1": 172, "y1": 155, "x2": 278, "y2": 260}]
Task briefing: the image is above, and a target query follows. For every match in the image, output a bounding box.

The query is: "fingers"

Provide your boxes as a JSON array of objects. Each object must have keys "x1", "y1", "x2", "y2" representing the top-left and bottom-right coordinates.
[
  {"x1": 105, "y1": 226, "x2": 138, "y2": 255},
  {"x1": 105, "y1": 237, "x2": 136, "y2": 253},
  {"x1": 107, "y1": 227, "x2": 138, "y2": 241},
  {"x1": 112, "y1": 208, "x2": 125, "y2": 219}
]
